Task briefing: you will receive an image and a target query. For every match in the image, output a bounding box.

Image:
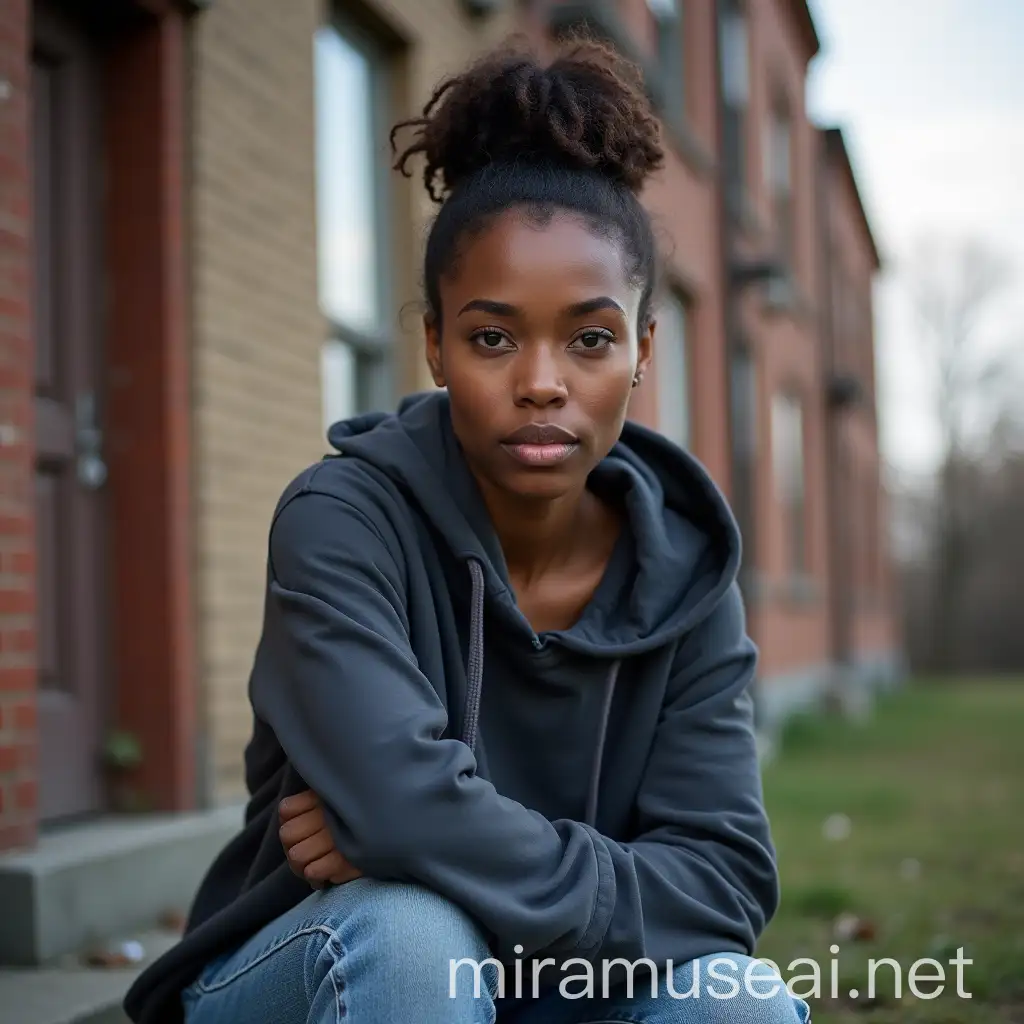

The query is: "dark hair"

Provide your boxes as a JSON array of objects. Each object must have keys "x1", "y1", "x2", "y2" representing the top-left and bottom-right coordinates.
[{"x1": 390, "y1": 34, "x2": 665, "y2": 332}]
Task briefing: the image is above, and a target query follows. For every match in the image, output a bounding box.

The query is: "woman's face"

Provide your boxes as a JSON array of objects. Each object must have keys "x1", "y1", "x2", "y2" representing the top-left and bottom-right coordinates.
[{"x1": 425, "y1": 210, "x2": 654, "y2": 502}]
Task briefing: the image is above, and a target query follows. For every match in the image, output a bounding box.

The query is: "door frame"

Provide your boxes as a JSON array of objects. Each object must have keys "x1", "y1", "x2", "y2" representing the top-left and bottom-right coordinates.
[
  {"x1": 26, "y1": 0, "x2": 198, "y2": 825},
  {"x1": 31, "y1": 0, "x2": 109, "y2": 820}
]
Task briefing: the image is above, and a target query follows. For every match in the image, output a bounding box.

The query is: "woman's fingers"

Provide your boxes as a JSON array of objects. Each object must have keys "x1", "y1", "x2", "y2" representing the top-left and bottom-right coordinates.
[
  {"x1": 278, "y1": 789, "x2": 320, "y2": 822},
  {"x1": 306, "y1": 852, "x2": 362, "y2": 885},
  {"x1": 284, "y1": 828, "x2": 336, "y2": 875},
  {"x1": 279, "y1": 807, "x2": 325, "y2": 848},
  {"x1": 277, "y1": 789, "x2": 363, "y2": 887}
]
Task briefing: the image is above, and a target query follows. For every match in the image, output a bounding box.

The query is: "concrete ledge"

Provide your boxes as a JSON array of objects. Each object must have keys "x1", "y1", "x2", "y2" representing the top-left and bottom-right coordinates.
[
  {"x1": 0, "y1": 928, "x2": 178, "y2": 1024},
  {"x1": 0, "y1": 806, "x2": 242, "y2": 967}
]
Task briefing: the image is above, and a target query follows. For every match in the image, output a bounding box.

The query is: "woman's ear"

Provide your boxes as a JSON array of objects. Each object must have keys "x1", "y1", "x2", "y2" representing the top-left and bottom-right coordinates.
[
  {"x1": 636, "y1": 316, "x2": 655, "y2": 385},
  {"x1": 424, "y1": 312, "x2": 445, "y2": 388}
]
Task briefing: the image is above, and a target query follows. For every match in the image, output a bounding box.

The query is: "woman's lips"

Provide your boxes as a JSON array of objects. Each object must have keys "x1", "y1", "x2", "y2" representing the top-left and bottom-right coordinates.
[{"x1": 500, "y1": 442, "x2": 579, "y2": 466}]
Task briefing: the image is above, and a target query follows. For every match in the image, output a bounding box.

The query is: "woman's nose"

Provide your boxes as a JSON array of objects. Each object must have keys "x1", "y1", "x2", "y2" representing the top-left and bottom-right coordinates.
[{"x1": 511, "y1": 346, "x2": 568, "y2": 407}]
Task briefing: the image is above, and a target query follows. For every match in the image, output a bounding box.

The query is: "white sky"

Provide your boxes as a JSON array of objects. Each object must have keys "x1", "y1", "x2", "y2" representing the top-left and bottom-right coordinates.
[{"x1": 805, "y1": 0, "x2": 1024, "y2": 477}]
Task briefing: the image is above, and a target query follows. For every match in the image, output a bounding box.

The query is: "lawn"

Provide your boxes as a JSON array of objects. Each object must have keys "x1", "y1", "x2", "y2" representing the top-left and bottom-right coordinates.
[{"x1": 757, "y1": 679, "x2": 1024, "y2": 1023}]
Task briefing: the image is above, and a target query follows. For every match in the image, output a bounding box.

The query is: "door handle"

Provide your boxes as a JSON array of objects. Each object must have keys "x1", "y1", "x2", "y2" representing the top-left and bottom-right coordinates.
[{"x1": 75, "y1": 392, "x2": 107, "y2": 490}]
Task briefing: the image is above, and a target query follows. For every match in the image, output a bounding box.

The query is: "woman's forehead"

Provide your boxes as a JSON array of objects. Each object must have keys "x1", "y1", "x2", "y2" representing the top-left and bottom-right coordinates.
[{"x1": 445, "y1": 210, "x2": 634, "y2": 299}]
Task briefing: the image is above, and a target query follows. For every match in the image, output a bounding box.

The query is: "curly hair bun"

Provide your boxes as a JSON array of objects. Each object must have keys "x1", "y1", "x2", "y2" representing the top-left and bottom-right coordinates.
[{"x1": 392, "y1": 34, "x2": 665, "y2": 201}]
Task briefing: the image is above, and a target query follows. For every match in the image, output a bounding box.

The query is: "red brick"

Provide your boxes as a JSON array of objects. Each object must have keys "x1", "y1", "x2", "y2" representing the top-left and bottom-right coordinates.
[
  {"x1": 0, "y1": 627, "x2": 33, "y2": 653},
  {"x1": 5, "y1": 550, "x2": 32, "y2": 575},
  {"x1": 0, "y1": 588, "x2": 32, "y2": 615},
  {"x1": 0, "y1": 514, "x2": 29, "y2": 536},
  {"x1": 12, "y1": 698, "x2": 34, "y2": 731},
  {"x1": 0, "y1": 296, "x2": 28, "y2": 320},
  {"x1": 14, "y1": 778, "x2": 35, "y2": 811},
  {"x1": 0, "y1": 821, "x2": 36, "y2": 852},
  {"x1": 0, "y1": 744, "x2": 16, "y2": 773},
  {"x1": 0, "y1": 665, "x2": 33, "y2": 691}
]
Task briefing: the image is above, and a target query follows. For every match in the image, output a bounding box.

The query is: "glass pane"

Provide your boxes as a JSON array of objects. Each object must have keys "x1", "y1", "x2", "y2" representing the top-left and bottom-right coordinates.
[
  {"x1": 315, "y1": 25, "x2": 379, "y2": 331},
  {"x1": 771, "y1": 394, "x2": 804, "y2": 500},
  {"x1": 321, "y1": 339, "x2": 357, "y2": 432},
  {"x1": 656, "y1": 294, "x2": 690, "y2": 449},
  {"x1": 730, "y1": 347, "x2": 756, "y2": 457},
  {"x1": 719, "y1": 12, "x2": 749, "y2": 105},
  {"x1": 646, "y1": 0, "x2": 678, "y2": 20}
]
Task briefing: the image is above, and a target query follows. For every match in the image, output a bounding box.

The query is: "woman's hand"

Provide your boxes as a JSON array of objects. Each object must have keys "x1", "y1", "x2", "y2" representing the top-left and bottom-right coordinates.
[{"x1": 278, "y1": 790, "x2": 363, "y2": 887}]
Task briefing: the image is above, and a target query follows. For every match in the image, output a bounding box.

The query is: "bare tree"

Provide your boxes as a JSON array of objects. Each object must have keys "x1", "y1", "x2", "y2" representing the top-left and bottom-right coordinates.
[{"x1": 903, "y1": 236, "x2": 1017, "y2": 672}]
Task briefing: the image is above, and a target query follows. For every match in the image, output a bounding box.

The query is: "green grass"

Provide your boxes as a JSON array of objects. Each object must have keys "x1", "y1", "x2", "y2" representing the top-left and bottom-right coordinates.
[{"x1": 758, "y1": 679, "x2": 1024, "y2": 1023}]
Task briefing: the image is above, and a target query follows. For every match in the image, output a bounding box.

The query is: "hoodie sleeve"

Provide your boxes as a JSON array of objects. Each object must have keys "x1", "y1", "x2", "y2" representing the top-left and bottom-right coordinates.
[
  {"x1": 595, "y1": 580, "x2": 780, "y2": 967},
  {"x1": 255, "y1": 486, "x2": 777, "y2": 966}
]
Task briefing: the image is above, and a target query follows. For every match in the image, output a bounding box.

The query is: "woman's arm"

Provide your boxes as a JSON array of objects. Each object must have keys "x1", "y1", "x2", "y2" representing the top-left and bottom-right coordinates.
[{"x1": 258, "y1": 485, "x2": 776, "y2": 965}]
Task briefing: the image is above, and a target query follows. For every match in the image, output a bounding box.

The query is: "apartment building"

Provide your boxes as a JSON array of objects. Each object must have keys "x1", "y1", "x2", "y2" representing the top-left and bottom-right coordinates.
[{"x1": 0, "y1": 0, "x2": 900, "y2": 965}]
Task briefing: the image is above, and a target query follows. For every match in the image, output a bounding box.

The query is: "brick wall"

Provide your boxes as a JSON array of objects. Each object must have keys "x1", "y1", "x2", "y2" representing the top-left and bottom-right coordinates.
[
  {"x1": 190, "y1": 0, "x2": 328, "y2": 803},
  {"x1": 0, "y1": 0, "x2": 37, "y2": 849},
  {"x1": 822, "y1": 135, "x2": 896, "y2": 666}
]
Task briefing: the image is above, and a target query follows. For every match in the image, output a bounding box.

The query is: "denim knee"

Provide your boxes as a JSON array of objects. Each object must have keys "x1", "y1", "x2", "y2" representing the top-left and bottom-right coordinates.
[
  {"x1": 672, "y1": 953, "x2": 809, "y2": 1023},
  {"x1": 323, "y1": 878, "x2": 492, "y2": 987}
]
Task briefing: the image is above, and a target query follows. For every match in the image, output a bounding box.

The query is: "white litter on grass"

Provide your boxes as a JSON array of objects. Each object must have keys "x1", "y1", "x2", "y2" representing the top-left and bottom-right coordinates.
[
  {"x1": 900, "y1": 857, "x2": 922, "y2": 881},
  {"x1": 822, "y1": 813, "x2": 852, "y2": 841}
]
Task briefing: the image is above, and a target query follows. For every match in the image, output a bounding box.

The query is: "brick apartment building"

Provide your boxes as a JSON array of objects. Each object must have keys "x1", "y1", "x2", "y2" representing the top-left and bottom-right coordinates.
[{"x1": 0, "y1": 0, "x2": 900, "y2": 965}]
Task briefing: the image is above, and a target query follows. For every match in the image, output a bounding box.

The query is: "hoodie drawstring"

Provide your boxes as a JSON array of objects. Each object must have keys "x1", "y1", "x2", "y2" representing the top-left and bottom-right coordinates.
[
  {"x1": 463, "y1": 558, "x2": 620, "y2": 828},
  {"x1": 462, "y1": 559, "x2": 486, "y2": 754}
]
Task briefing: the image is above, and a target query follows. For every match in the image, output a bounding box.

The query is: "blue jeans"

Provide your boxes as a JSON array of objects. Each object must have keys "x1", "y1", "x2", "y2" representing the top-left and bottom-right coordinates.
[{"x1": 182, "y1": 878, "x2": 811, "y2": 1023}]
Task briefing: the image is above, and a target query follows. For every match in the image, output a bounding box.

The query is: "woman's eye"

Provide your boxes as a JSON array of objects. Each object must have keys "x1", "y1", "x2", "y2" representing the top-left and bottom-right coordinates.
[
  {"x1": 473, "y1": 330, "x2": 511, "y2": 351},
  {"x1": 570, "y1": 330, "x2": 613, "y2": 352}
]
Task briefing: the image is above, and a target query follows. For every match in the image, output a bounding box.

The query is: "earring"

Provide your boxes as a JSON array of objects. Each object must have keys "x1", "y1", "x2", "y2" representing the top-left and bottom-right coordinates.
[{"x1": 632, "y1": 372, "x2": 643, "y2": 388}]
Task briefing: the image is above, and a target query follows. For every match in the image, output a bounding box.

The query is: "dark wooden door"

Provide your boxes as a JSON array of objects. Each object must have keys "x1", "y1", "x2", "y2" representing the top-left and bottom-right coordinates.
[{"x1": 32, "y1": 2, "x2": 108, "y2": 821}]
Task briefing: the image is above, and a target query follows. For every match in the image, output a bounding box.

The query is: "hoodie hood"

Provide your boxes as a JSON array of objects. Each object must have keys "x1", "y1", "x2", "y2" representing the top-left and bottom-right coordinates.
[{"x1": 326, "y1": 389, "x2": 742, "y2": 657}]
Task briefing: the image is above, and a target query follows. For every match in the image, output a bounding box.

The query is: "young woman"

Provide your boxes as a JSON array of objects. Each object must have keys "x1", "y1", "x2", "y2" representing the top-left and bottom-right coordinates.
[{"x1": 125, "y1": 35, "x2": 809, "y2": 1024}]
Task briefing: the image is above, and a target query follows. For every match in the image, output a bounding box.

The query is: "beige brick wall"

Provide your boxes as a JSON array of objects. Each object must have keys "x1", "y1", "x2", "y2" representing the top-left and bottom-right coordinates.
[{"x1": 191, "y1": 0, "x2": 327, "y2": 803}]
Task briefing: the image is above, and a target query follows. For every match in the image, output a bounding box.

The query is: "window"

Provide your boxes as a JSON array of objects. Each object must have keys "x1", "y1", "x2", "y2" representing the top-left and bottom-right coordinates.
[
  {"x1": 646, "y1": 0, "x2": 684, "y2": 125},
  {"x1": 772, "y1": 392, "x2": 806, "y2": 574},
  {"x1": 314, "y1": 19, "x2": 393, "y2": 433},
  {"x1": 655, "y1": 291, "x2": 691, "y2": 449},
  {"x1": 718, "y1": 0, "x2": 749, "y2": 214},
  {"x1": 765, "y1": 99, "x2": 793, "y2": 267}
]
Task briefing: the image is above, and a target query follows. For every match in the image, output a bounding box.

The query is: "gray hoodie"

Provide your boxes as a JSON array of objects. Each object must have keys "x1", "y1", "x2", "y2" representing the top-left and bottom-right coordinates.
[{"x1": 125, "y1": 389, "x2": 778, "y2": 1022}]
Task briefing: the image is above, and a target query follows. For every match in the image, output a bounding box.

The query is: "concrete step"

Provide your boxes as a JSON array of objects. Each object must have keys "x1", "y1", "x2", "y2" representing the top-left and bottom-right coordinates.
[
  {"x1": 0, "y1": 806, "x2": 241, "y2": 966},
  {"x1": 0, "y1": 928, "x2": 178, "y2": 1024}
]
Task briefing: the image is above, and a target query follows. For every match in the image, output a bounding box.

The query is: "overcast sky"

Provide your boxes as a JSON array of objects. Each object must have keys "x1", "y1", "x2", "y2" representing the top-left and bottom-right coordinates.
[{"x1": 805, "y1": 0, "x2": 1024, "y2": 477}]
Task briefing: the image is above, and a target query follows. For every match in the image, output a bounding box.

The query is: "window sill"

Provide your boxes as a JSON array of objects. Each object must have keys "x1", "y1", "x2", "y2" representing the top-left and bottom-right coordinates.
[{"x1": 548, "y1": 0, "x2": 715, "y2": 179}]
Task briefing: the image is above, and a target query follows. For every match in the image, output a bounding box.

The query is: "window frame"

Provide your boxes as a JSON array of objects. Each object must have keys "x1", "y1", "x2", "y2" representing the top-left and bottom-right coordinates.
[
  {"x1": 764, "y1": 89, "x2": 794, "y2": 271},
  {"x1": 718, "y1": 0, "x2": 750, "y2": 218},
  {"x1": 314, "y1": 9, "x2": 396, "y2": 429},
  {"x1": 645, "y1": 0, "x2": 685, "y2": 129}
]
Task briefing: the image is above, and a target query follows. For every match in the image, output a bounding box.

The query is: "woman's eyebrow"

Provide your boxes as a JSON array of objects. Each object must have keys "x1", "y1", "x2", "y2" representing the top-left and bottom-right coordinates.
[
  {"x1": 458, "y1": 299, "x2": 519, "y2": 317},
  {"x1": 563, "y1": 296, "x2": 626, "y2": 317},
  {"x1": 456, "y1": 296, "x2": 626, "y2": 318}
]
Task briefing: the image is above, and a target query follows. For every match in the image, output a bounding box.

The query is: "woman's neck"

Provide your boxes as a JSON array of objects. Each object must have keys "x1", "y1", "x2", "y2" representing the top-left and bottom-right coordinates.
[{"x1": 476, "y1": 478, "x2": 615, "y2": 588}]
